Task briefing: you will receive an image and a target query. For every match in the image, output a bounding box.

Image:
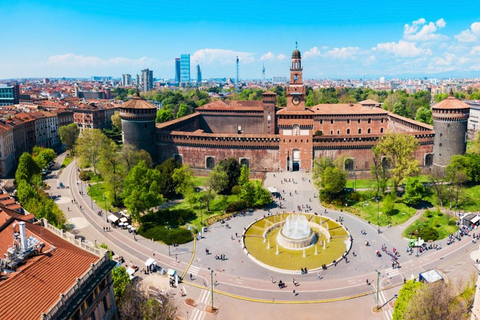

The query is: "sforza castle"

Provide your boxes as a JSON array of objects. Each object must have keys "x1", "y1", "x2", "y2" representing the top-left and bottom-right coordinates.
[{"x1": 120, "y1": 48, "x2": 470, "y2": 177}]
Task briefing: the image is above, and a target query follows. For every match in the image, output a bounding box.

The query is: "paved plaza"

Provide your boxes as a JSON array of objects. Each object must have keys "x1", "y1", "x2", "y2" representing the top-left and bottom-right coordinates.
[{"x1": 45, "y1": 158, "x2": 479, "y2": 320}]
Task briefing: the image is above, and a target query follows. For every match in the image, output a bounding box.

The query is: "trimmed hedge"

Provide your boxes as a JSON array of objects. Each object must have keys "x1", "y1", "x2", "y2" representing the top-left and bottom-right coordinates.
[
  {"x1": 225, "y1": 200, "x2": 247, "y2": 213},
  {"x1": 138, "y1": 225, "x2": 193, "y2": 245}
]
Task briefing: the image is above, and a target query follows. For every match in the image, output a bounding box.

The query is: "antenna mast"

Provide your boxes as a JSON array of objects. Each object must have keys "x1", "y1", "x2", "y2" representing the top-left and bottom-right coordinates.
[
  {"x1": 262, "y1": 64, "x2": 265, "y2": 87},
  {"x1": 236, "y1": 56, "x2": 239, "y2": 93}
]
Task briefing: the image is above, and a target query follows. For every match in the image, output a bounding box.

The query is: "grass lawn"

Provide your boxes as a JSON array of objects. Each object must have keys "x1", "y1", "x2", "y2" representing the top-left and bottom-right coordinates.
[
  {"x1": 61, "y1": 156, "x2": 74, "y2": 168},
  {"x1": 349, "y1": 197, "x2": 415, "y2": 226},
  {"x1": 86, "y1": 171, "x2": 103, "y2": 182},
  {"x1": 458, "y1": 184, "x2": 480, "y2": 212},
  {"x1": 192, "y1": 176, "x2": 208, "y2": 187},
  {"x1": 87, "y1": 183, "x2": 112, "y2": 211},
  {"x1": 345, "y1": 175, "x2": 430, "y2": 190},
  {"x1": 402, "y1": 209, "x2": 458, "y2": 241}
]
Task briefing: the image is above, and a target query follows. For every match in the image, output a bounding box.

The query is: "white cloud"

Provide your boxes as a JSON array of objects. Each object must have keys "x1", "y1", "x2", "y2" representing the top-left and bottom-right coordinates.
[
  {"x1": 374, "y1": 40, "x2": 432, "y2": 57},
  {"x1": 303, "y1": 46, "x2": 321, "y2": 59},
  {"x1": 403, "y1": 18, "x2": 447, "y2": 41},
  {"x1": 455, "y1": 22, "x2": 480, "y2": 42},
  {"x1": 43, "y1": 53, "x2": 155, "y2": 68},
  {"x1": 471, "y1": 46, "x2": 480, "y2": 55},
  {"x1": 191, "y1": 48, "x2": 254, "y2": 65},
  {"x1": 324, "y1": 47, "x2": 363, "y2": 59},
  {"x1": 432, "y1": 53, "x2": 456, "y2": 66},
  {"x1": 436, "y1": 18, "x2": 446, "y2": 28},
  {"x1": 260, "y1": 51, "x2": 287, "y2": 61}
]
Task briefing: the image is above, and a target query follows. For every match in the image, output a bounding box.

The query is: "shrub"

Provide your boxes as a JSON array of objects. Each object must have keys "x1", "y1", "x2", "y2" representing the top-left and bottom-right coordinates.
[
  {"x1": 79, "y1": 170, "x2": 91, "y2": 181},
  {"x1": 138, "y1": 225, "x2": 192, "y2": 245},
  {"x1": 231, "y1": 185, "x2": 241, "y2": 195},
  {"x1": 418, "y1": 226, "x2": 439, "y2": 241},
  {"x1": 225, "y1": 200, "x2": 247, "y2": 212}
]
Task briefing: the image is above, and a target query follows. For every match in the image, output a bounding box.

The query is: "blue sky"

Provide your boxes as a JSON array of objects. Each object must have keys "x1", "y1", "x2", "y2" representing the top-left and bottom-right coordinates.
[{"x1": 1, "y1": 0, "x2": 480, "y2": 79}]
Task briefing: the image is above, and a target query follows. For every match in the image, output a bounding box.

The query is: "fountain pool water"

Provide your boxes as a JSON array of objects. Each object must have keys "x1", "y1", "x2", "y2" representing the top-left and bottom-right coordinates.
[{"x1": 277, "y1": 214, "x2": 316, "y2": 249}]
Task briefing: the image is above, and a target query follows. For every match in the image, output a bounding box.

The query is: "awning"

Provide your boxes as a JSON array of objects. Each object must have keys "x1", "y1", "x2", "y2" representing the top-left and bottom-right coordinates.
[
  {"x1": 419, "y1": 269, "x2": 443, "y2": 283},
  {"x1": 145, "y1": 258, "x2": 157, "y2": 267},
  {"x1": 471, "y1": 216, "x2": 480, "y2": 224},
  {"x1": 120, "y1": 217, "x2": 128, "y2": 223},
  {"x1": 267, "y1": 187, "x2": 278, "y2": 193},
  {"x1": 108, "y1": 215, "x2": 119, "y2": 223},
  {"x1": 126, "y1": 267, "x2": 136, "y2": 276},
  {"x1": 167, "y1": 269, "x2": 177, "y2": 276}
]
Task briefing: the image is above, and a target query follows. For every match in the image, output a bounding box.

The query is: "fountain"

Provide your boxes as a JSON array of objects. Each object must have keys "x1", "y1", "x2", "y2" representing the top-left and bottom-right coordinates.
[{"x1": 277, "y1": 214, "x2": 316, "y2": 249}]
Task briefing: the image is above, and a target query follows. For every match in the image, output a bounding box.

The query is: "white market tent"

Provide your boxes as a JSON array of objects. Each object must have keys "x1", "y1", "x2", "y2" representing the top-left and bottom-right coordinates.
[
  {"x1": 472, "y1": 216, "x2": 480, "y2": 224},
  {"x1": 267, "y1": 187, "x2": 278, "y2": 193},
  {"x1": 126, "y1": 267, "x2": 136, "y2": 280},
  {"x1": 108, "y1": 214, "x2": 119, "y2": 223},
  {"x1": 120, "y1": 217, "x2": 128, "y2": 223},
  {"x1": 419, "y1": 269, "x2": 443, "y2": 283},
  {"x1": 145, "y1": 258, "x2": 157, "y2": 267}
]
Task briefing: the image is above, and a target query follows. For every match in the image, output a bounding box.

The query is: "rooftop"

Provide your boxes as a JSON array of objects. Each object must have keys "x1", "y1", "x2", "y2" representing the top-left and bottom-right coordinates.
[
  {"x1": 121, "y1": 94, "x2": 157, "y2": 110},
  {"x1": 432, "y1": 96, "x2": 471, "y2": 110}
]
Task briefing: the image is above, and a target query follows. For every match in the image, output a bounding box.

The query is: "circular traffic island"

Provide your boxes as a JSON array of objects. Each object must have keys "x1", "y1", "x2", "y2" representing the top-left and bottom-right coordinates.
[{"x1": 244, "y1": 213, "x2": 350, "y2": 272}]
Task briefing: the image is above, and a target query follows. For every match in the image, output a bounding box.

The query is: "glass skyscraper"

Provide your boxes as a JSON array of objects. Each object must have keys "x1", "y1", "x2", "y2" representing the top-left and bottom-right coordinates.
[
  {"x1": 180, "y1": 54, "x2": 190, "y2": 83},
  {"x1": 175, "y1": 58, "x2": 181, "y2": 83}
]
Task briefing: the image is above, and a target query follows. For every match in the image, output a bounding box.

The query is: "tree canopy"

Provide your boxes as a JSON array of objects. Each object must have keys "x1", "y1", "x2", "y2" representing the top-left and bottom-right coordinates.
[{"x1": 59, "y1": 123, "x2": 80, "y2": 153}]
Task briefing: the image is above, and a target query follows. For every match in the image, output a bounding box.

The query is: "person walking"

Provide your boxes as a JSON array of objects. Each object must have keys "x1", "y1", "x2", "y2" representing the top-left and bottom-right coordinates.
[{"x1": 293, "y1": 289, "x2": 296, "y2": 296}]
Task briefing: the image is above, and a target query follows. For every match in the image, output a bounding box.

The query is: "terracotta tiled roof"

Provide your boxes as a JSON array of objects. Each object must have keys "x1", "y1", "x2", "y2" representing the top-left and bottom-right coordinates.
[
  {"x1": 432, "y1": 96, "x2": 471, "y2": 110},
  {"x1": 197, "y1": 100, "x2": 263, "y2": 111},
  {"x1": 276, "y1": 108, "x2": 315, "y2": 115},
  {"x1": 358, "y1": 99, "x2": 381, "y2": 106},
  {"x1": 121, "y1": 95, "x2": 156, "y2": 110},
  {"x1": 0, "y1": 209, "x2": 99, "y2": 320},
  {"x1": 311, "y1": 103, "x2": 387, "y2": 115}
]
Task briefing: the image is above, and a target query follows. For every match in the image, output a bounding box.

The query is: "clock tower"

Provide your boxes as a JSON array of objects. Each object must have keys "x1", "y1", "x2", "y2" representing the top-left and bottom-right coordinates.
[{"x1": 286, "y1": 45, "x2": 306, "y2": 111}]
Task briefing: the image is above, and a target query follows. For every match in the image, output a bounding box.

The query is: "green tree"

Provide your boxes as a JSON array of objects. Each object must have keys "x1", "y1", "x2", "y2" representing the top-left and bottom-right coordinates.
[
  {"x1": 393, "y1": 280, "x2": 424, "y2": 320},
  {"x1": 120, "y1": 144, "x2": 152, "y2": 172},
  {"x1": 123, "y1": 161, "x2": 164, "y2": 221},
  {"x1": 428, "y1": 171, "x2": 448, "y2": 208},
  {"x1": 176, "y1": 103, "x2": 190, "y2": 118},
  {"x1": 415, "y1": 107, "x2": 433, "y2": 125},
  {"x1": 100, "y1": 141, "x2": 123, "y2": 205},
  {"x1": 404, "y1": 177, "x2": 427, "y2": 206},
  {"x1": 112, "y1": 267, "x2": 132, "y2": 304},
  {"x1": 371, "y1": 148, "x2": 389, "y2": 196},
  {"x1": 204, "y1": 166, "x2": 228, "y2": 211},
  {"x1": 382, "y1": 192, "x2": 396, "y2": 215},
  {"x1": 156, "y1": 108, "x2": 174, "y2": 123},
  {"x1": 254, "y1": 183, "x2": 272, "y2": 207},
  {"x1": 33, "y1": 147, "x2": 56, "y2": 170},
  {"x1": 15, "y1": 152, "x2": 40, "y2": 183},
  {"x1": 238, "y1": 165, "x2": 250, "y2": 187},
  {"x1": 446, "y1": 155, "x2": 468, "y2": 208},
  {"x1": 76, "y1": 129, "x2": 109, "y2": 174},
  {"x1": 393, "y1": 101, "x2": 409, "y2": 117},
  {"x1": 372, "y1": 133, "x2": 420, "y2": 192},
  {"x1": 240, "y1": 181, "x2": 256, "y2": 207},
  {"x1": 156, "y1": 158, "x2": 181, "y2": 199},
  {"x1": 172, "y1": 165, "x2": 194, "y2": 199},
  {"x1": 59, "y1": 123, "x2": 80, "y2": 154},
  {"x1": 471, "y1": 133, "x2": 480, "y2": 155},
  {"x1": 217, "y1": 158, "x2": 241, "y2": 194},
  {"x1": 321, "y1": 167, "x2": 346, "y2": 195},
  {"x1": 111, "y1": 111, "x2": 122, "y2": 131}
]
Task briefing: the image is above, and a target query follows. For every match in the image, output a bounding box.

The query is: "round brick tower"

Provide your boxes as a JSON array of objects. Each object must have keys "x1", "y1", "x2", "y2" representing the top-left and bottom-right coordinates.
[
  {"x1": 120, "y1": 92, "x2": 157, "y2": 162},
  {"x1": 432, "y1": 91, "x2": 470, "y2": 169}
]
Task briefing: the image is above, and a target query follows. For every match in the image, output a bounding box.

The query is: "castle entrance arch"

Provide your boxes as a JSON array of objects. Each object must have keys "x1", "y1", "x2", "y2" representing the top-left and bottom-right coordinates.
[{"x1": 292, "y1": 149, "x2": 300, "y2": 171}]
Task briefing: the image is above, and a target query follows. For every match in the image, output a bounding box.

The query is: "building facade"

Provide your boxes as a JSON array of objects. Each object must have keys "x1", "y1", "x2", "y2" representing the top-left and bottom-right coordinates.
[
  {"x1": 196, "y1": 64, "x2": 202, "y2": 83},
  {"x1": 175, "y1": 58, "x2": 181, "y2": 83},
  {"x1": 180, "y1": 54, "x2": 190, "y2": 84},
  {"x1": 122, "y1": 73, "x2": 132, "y2": 86},
  {"x1": 123, "y1": 48, "x2": 468, "y2": 178},
  {"x1": 0, "y1": 84, "x2": 19, "y2": 106},
  {"x1": 141, "y1": 69, "x2": 153, "y2": 92},
  {"x1": 0, "y1": 208, "x2": 118, "y2": 320}
]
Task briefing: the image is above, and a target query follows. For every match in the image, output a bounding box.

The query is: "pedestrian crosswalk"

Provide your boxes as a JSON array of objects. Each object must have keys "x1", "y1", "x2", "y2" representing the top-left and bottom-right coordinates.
[
  {"x1": 188, "y1": 264, "x2": 200, "y2": 277},
  {"x1": 190, "y1": 289, "x2": 210, "y2": 320},
  {"x1": 384, "y1": 267, "x2": 400, "y2": 278},
  {"x1": 378, "y1": 290, "x2": 393, "y2": 320}
]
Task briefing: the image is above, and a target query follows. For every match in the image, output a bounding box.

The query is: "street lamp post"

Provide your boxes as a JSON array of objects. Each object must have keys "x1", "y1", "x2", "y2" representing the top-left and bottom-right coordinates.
[
  {"x1": 210, "y1": 269, "x2": 214, "y2": 310},
  {"x1": 377, "y1": 199, "x2": 380, "y2": 226},
  {"x1": 375, "y1": 270, "x2": 381, "y2": 310}
]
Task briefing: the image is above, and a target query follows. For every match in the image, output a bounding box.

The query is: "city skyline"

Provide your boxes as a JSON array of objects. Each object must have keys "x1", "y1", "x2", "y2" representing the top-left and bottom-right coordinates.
[{"x1": 1, "y1": 0, "x2": 480, "y2": 79}]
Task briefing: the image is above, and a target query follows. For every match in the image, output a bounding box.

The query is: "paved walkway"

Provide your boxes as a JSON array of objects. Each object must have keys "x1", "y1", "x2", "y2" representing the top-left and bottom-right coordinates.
[{"x1": 46, "y1": 162, "x2": 478, "y2": 319}]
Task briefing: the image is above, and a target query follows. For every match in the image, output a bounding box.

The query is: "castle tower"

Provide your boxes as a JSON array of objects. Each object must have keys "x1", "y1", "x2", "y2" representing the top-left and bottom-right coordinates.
[
  {"x1": 277, "y1": 46, "x2": 314, "y2": 172},
  {"x1": 120, "y1": 92, "x2": 158, "y2": 162},
  {"x1": 285, "y1": 45, "x2": 306, "y2": 111},
  {"x1": 432, "y1": 91, "x2": 470, "y2": 169},
  {"x1": 262, "y1": 91, "x2": 276, "y2": 134}
]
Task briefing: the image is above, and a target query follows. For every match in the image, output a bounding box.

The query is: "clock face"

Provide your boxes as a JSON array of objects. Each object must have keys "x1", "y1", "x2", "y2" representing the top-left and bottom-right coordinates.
[{"x1": 292, "y1": 96, "x2": 300, "y2": 105}]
